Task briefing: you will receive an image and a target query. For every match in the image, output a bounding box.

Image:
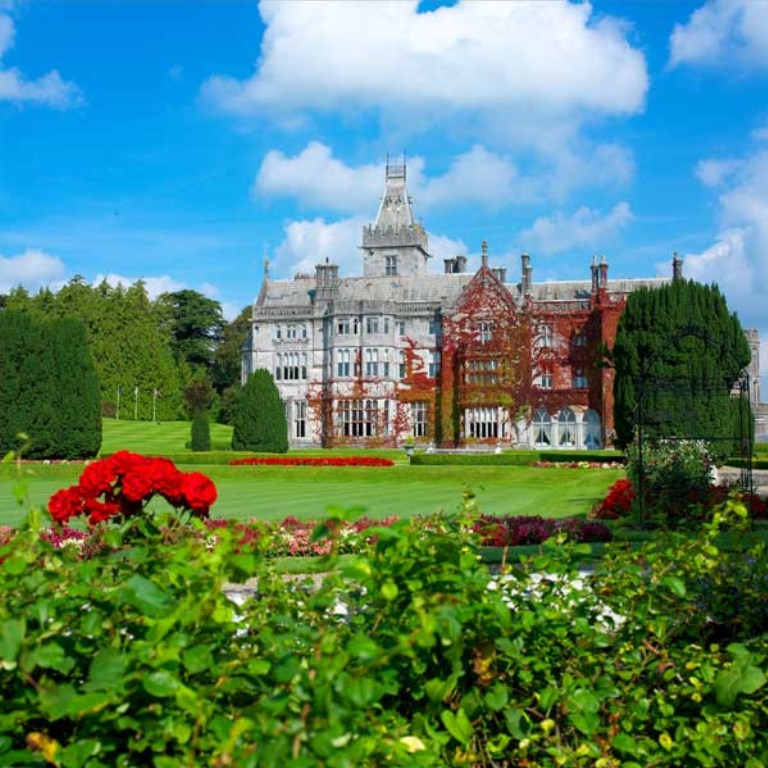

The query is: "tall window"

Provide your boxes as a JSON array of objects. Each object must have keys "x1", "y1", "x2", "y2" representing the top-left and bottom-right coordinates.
[
  {"x1": 398, "y1": 350, "x2": 406, "y2": 379},
  {"x1": 294, "y1": 401, "x2": 307, "y2": 439},
  {"x1": 537, "y1": 365, "x2": 553, "y2": 389},
  {"x1": 558, "y1": 408, "x2": 576, "y2": 446},
  {"x1": 572, "y1": 367, "x2": 588, "y2": 389},
  {"x1": 536, "y1": 323, "x2": 554, "y2": 348},
  {"x1": 572, "y1": 331, "x2": 586, "y2": 347},
  {"x1": 429, "y1": 317, "x2": 439, "y2": 336},
  {"x1": 273, "y1": 325, "x2": 282, "y2": 340},
  {"x1": 337, "y1": 399, "x2": 378, "y2": 437},
  {"x1": 337, "y1": 348, "x2": 350, "y2": 377},
  {"x1": 412, "y1": 401, "x2": 429, "y2": 437},
  {"x1": 383, "y1": 348, "x2": 391, "y2": 378},
  {"x1": 385, "y1": 255, "x2": 398, "y2": 276},
  {"x1": 366, "y1": 317, "x2": 380, "y2": 334},
  {"x1": 465, "y1": 359, "x2": 498, "y2": 385},
  {"x1": 275, "y1": 352, "x2": 306, "y2": 381},
  {"x1": 337, "y1": 317, "x2": 359, "y2": 335},
  {"x1": 533, "y1": 408, "x2": 552, "y2": 446},
  {"x1": 397, "y1": 319, "x2": 406, "y2": 336},
  {"x1": 466, "y1": 407, "x2": 499, "y2": 439},
  {"x1": 428, "y1": 350, "x2": 440, "y2": 378},
  {"x1": 584, "y1": 409, "x2": 601, "y2": 448},
  {"x1": 365, "y1": 348, "x2": 379, "y2": 377},
  {"x1": 286, "y1": 324, "x2": 298, "y2": 339},
  {"x1": 478, "y1": 321, "x2": 494, "y2": 343}
]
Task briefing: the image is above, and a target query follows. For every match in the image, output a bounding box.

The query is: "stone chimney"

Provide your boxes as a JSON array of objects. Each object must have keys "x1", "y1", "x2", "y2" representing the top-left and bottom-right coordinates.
[
  {"x1": 491, "y1": 267, "x2": 507, "y2": 283},
  {"x1": 481, "y1": 240, "x2": 488, "y2": 269},
  {"x1": 455, "y1": 255, "x2": 467, "y2": 273},
  {"x1": 672, "y1": 251, "x2": 684, "y2": 280},
  {"x1": 599, "y1": 255, "x2": 609, "y2": 286},
  {"x1": 521, "y1": 253, "x2": 532, "y2": 295},
  {"x1": 591, "y1": 255, "x2": 599, "y2": 293},
  {"x1": 315, "y1": 260, "x2": 339, "y2": 301}
]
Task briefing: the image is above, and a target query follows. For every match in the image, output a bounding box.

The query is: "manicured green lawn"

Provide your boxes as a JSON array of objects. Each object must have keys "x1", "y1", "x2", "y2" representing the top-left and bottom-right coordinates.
[
  {"x1": 0, "y1": 460, "x2": 623, "y2": 527},
  {"x1": 100, "y1": 418, "x2": 234, "y2": 455}
]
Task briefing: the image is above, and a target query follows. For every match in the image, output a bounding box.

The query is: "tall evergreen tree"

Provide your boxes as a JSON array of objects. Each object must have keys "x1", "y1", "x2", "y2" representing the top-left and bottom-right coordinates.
[
  {"x1": 231, "y1": 369, "x2": 288, "y2": 453},
  {"x1": 0, "y1": 312, "x2": 101, "y2": 458},
  {"x1": 612, "y1": 279, "x2": 751, "y2": 455}
]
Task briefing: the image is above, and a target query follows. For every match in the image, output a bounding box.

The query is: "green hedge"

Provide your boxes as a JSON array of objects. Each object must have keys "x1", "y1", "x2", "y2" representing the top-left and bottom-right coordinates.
[{"x1": 411, "y1": 450, "x2": 625, "y2": 467}]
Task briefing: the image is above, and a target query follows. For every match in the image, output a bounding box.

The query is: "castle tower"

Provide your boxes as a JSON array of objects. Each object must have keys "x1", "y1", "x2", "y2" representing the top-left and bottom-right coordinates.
[{"x1": 361, "y1": 158, "x2": 431, "y2": 277}]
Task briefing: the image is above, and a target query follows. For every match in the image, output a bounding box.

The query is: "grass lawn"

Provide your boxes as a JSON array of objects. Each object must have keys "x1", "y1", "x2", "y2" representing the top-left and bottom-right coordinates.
[
  {"x1": 100, "y1": 418, "x2": 234, "y2": 455},
  {"x1": 0, "y1": 461, "x2": 624, "y2": 528}
]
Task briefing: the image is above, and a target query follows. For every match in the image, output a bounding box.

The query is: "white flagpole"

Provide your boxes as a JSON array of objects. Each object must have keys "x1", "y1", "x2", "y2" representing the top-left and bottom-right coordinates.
[
  {"x1": 134, "y1": 386, "x2": 139, "y2": 420},
  {"x1": 152, "y1": 388, "x2": 157, "y2": 423},
  {"x1": 116, "y1": 386, "x2": 121, "y2": 421}
]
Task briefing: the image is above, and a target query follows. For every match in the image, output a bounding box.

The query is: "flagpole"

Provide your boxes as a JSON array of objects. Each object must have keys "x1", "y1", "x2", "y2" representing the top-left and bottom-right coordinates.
[
  {"x1": 134, "y1": 387, "x2": 139, "y2": 421},
  {"x1": 116, "y1": 386, "x2": 121, "y2": 421},
  {"x1": 152, "y1": 389, "x2": 157, "y2": 423}
]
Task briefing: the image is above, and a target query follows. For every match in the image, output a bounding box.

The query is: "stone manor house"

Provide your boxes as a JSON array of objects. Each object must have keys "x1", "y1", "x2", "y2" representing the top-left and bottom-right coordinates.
[{"x1": 242, "y1": 160, "x2": 761, "y2": 449}]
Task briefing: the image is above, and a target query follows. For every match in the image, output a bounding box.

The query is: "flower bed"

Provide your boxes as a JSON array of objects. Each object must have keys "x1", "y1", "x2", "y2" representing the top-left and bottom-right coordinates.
[
  {"x1": 532, "y1": 460, "x2": 625, "y2": 469},
  {"x1": 229, "y1": 456, "x2": 395, "y2": 467},
  {"x1": 473, "y1": 514, "x2": 612, "y2": 547}
]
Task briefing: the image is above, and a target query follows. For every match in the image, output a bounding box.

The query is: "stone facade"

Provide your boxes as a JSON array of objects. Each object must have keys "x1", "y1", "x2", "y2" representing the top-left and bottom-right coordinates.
[{"x1": 243, "y1": 160, "x2": 760, "y2": 449}]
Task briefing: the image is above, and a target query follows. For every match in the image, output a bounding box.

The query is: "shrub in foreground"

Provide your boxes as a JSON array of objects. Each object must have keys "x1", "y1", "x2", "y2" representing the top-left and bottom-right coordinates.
[{"x1": 2, "y1": 496, "x2": 768, "y2": 766}]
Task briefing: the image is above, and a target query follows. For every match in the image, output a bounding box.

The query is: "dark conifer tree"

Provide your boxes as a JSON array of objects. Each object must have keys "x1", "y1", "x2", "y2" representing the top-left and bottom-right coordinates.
[
  {"x1": 612, "y1": 279, "x2": 751, "y2": 457},
  {"x1": 231, "y1": 369, "x2": 288, "y2": 453}
]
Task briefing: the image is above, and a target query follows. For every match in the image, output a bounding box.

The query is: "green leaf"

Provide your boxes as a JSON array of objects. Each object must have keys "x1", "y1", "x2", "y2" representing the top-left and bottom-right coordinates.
[
  {"x1": 484, "y1": 682, "x2": 508, "y2": 712},
  {"x1": 143, "y1": 670, "x2": 181, "y2": 698},
  {"x1": 381, "y1": 580, "x2": 399, "y2": 601},
  {"x1": 0, "y1": 618, "x2": 25, "y2": 668},
  {"x1": 441, "y1": 708, "x2": 473, "y2": 747},
  {"x1": 119, "y1": 575, "x2": 171, "y2": 617},
  {"x1": 182, "y1": 645, "x2": 214, "y2": 676},
  {"x1": 84, "y1": 648, "x2": 128, "y2": 693},
  {"x1": 612, "y1": 732, "x2": 639, "y2": 755},
  {"x1": 715, "y1": 666, "x2": 767, "y2": 706},
  {"x1": 662, "y1": 576, "x2": 686, "y2": 598}
]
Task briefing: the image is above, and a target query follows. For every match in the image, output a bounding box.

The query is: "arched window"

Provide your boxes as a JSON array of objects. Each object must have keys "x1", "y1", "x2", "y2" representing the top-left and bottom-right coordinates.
[
  {"x1": 558, "y1": 408, "x2": 576, "y2": 446},
  {"x1": 584, "y1": 409, "x2": 601, "y2": 448},
  {"x1": 533, "y1": 408, "x2": 551, "y2": 446}
]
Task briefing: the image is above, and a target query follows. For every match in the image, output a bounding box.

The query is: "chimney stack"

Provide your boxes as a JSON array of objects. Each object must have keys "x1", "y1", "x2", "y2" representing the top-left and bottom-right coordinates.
[{"x1": 521, "y1": 253, "x2": 532, "y2": 295}]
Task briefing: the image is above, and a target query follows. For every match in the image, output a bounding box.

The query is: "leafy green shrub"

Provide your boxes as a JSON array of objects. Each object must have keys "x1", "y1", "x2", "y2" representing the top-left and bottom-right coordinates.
[
  {"x1": 190, "y1": 412, "x2": 211, "y2": 452},
  {"x1": 411, "y1": 452, "x2": 537, "y2": 466},
  {"x1": 627, "y1": 438, "x2": 714, "y2": 527},
  {"x1": 3, "y1": 495, "x2": 768, "y2": 766}
]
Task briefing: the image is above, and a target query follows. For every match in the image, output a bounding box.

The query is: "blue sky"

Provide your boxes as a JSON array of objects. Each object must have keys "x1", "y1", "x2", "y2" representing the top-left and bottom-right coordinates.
[{"x1": 2, "y1": 0, "x2": 768, "y2": 381}]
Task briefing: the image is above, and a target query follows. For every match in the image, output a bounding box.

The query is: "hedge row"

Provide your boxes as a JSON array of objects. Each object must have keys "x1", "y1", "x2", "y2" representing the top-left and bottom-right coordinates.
[{"x1": 411, "y1": 450, "x2": 625, "y2": 467}]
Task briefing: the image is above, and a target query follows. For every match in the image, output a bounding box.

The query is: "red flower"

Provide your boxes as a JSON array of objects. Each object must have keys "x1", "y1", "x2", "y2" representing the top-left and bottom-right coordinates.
[
  {"x1": 48, "y1": 486, "x2": 85, "y2": 525},
  {"x1": 180, "y1": 472, "x2": 217, "y2": 517}
]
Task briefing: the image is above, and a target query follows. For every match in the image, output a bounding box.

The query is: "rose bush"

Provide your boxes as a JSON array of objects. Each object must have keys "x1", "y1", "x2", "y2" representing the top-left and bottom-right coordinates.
[{"x1": 48, "y1": 451, "x2": 217, "y2": 526}]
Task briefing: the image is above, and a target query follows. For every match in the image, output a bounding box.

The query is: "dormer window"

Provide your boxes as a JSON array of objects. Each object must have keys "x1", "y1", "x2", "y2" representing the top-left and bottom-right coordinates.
[{"x1": 385, "y1": 255, "x2": 398, "y2": 276}]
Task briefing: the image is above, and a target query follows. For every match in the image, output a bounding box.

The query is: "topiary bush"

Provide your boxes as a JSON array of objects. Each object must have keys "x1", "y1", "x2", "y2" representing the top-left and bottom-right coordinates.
[
  {"x1": 231, "y1": 369, "x2": 288, "y2": 453},
  {"x1": 190, "y1": 412, "x2": 211, "y2": 452}
]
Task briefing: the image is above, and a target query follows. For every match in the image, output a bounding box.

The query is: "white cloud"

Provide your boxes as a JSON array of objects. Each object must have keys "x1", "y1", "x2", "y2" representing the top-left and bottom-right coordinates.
[
  {"x1": 254, "y1": 142, "x2": 384, "y2": 214},
  {"x1": 273, "y1": 216, "x2": 367, "y2": 277},
  {"x1": 0, "y1": 247, "x2": 67, "y2": 293},
  {"x1": 255, "y1": 141, "x2": 634, "y2": 220},
  {"x1": 670, "y1": 0, "x2": 768, "y2": 69},
  {"x1": 517, "y1": 202, "x2": 633, "y2": 256},
  {"x1": 696, "y1": 158, "x2": 741, "y2": 187},
  {"x1": 0, "y1": 11, "x2": 83, "y2": 108},
  {"x1": 201, "y1": 1, "x2": 647, "y2": 139},
  {"x1": 272, "y1": 214, "x2": 468, "y2": 279},
  {"x1": 681, "y1": 146, "x2": 768, "y2": 383}
]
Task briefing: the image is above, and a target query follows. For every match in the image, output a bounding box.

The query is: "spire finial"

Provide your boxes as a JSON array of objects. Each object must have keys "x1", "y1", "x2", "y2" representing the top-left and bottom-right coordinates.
[{"x1": 481, "y1": 240, "x2": 488, "y2": 268}]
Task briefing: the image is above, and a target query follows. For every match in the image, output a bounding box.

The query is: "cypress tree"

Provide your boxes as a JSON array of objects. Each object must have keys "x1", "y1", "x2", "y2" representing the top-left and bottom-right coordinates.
[
  {"x1": 190, "y1": 412, "x2": 211, "y2": 452},
  {"x1": 231, "y1": 369, "x2": 288, "y2": 453},
  {"x1": 0, "y1": 313, "x2": 101, "y2": 458},
  {"x1": 612, "y1": 280, "x2": 751, "y2": 457}
]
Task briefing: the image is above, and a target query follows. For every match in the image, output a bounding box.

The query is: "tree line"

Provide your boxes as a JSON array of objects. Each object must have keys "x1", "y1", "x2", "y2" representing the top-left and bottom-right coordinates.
[{"x1": 1, "y1": 278, "x2": 251, "y2": 425}]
